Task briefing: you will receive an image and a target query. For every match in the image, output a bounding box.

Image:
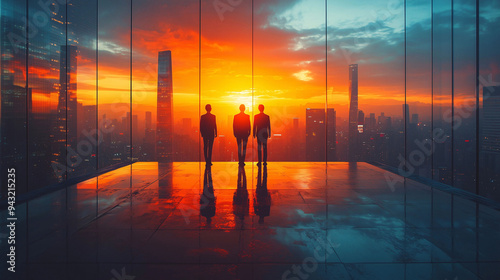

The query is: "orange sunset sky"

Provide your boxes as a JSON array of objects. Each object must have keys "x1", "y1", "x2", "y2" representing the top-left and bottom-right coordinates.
[{"x1": 29, "y1": 0, "x2": 487, "y2": 133}]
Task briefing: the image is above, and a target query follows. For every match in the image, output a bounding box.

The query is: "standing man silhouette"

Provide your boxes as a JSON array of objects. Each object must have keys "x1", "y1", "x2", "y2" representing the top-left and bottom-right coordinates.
[
  {"x1": 253, "y1": 104, "x2": 271, "y2": 166},
  {"x1": 200, "y1": 104, "x2": 217, "y2": 165},
  {"x1": 233, "y1": 104, "x2": 251, "y2": 166}
]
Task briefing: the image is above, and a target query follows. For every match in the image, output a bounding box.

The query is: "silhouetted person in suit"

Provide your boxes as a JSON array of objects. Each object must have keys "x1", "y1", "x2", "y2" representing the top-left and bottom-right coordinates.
[
  {"x1": 254, "y1": 164, "x2": 271, "y2": 224},
  {"x1": 253, "y1": 104, "x2": 271, "y2": 166},
  {"x1": 200, "y1": 104, "x2": 217, "y2": 165},
  {"x1": 233, "y1": 104, "x2": 251, "y2": 166},
  {"x1": 200, "y1": 166, "x2": 216, "y2": 225},
  {"x1": 233, "y1": 165, "x2": 249, "y2": 222}
]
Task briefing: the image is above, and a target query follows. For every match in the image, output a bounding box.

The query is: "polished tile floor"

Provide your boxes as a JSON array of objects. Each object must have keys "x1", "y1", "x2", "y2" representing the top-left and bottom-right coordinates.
[{"x1": 1, "y1": 162, "x2": 499, "y2": 279}]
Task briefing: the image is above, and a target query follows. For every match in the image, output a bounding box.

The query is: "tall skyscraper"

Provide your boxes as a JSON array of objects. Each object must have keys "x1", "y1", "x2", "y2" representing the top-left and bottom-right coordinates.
[
  {"x1": 358, "y1": 110, "x2": 365, "y2": 133},
  {"x1": 365, "y1": 113, "x2": 376, "y2": 132},
  {"x1": 1, "y1": 2, "x2": 29, "y2": 197},
  {"x1": 327, "y1": 108, "x2": 337, "y2": 161},
  {"x1": 132, "y1": 114, "x2": 139, "y2": 146},
  {"x1": 54, "y1": 45, "x2": 78, "y2": 179},
  {"x1": 481, "y1": 86, "x2": 500, "y2": 199},
  {"x1": 348, "y1": 64, "x2": 358, "y2": 162},
  {"x1": 482, "y1": 86, "x2": 500, "y2": 153},
  {"x1": 157, "y1": 51, "x2": 173, "y2": 162},
  {"x1": 145, "y1": 111, "x2": 152, "y2": 131},
  {"x1": 306, "y1": 108, "x2": 326, "y2": 162}
]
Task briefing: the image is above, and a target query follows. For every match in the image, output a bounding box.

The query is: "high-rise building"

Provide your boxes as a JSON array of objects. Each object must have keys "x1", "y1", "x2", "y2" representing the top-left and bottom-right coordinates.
[
  {"x1": 290, "y1": 118, "x2": 300, "y2": 161},
  {"x1": 412, "y1": 113, "x2": 419, "y2": 124},
  {"x1": 157, "y1": 50, "x2": 173, "y2": 162},
  {"x1": 54, "y1": 45, "x2": 78, "y2": 178},
  {"x1": 71, "y1": 103, "x2": 97, "y2": 176},
  {"x1": 481, "y1": 86, "x2": 500, "y2": 200},
  {"x1": 132, "y1": 114, "x2": 139, "y2": 146},
  {"x1": 327, "y1": 108, "x2": 337, "y2": 161},
  {"x1": 365, "y1": 113, "x2": 376, "y2": 132},
  {"x1": 348, "y1": 64, "x2": 358, "y2": 162},
  {"x1": 145, "y1": 111, "x2": 152, "y2": 131},
  {"x1": 306, "y1": 108, "x2": 326, "y2": 162},
  {"x1": 403, "y1": 104, "x2": 410, "y2": 125},
  {"x1": 143, "y1": 111, "x2": 156, "y2": 161},
  {"x1": 0, "y1": 3, "x2": 29, "y2": 197},
  {"x1": 358, "y1": 110, "x2": 365, "y2": 133},
  {"x1": 483, "y1": 86, "x2": 500, "y2": 153}
]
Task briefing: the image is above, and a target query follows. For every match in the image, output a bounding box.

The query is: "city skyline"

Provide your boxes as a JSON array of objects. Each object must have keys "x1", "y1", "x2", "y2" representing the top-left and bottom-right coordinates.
[{"x1": 1, "y1": 0, "x2": 498, "y2": 203}]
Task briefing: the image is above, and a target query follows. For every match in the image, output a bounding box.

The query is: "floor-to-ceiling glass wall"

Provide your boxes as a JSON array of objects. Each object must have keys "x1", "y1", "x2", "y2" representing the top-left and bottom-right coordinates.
[{"x1": 2, "y1": 0, "x2": 500, "y2": 204}]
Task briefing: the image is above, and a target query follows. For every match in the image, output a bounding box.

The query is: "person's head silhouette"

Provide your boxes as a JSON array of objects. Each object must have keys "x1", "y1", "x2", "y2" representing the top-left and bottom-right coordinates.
[
  {"x1": 205, "y1": 104, "x2": 212, "y2": 113},
  {"x1": 259, "y1": 104, "x2": 265, "y2": 113},
  {"x1": 239, "y1": 104, "x2": 245, "y2": 113}
]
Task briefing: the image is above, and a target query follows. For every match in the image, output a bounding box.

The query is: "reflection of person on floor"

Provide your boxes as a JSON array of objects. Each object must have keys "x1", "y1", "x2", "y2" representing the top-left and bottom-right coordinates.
[
  {"x1": 233, "y1": 166, "x2": 249, "y2": 221},
  {"x1": 253, "y1": 104, "x2": 271, "y2": 166},
  {"x1": 233, "y1": 104, "x2": 251, "y2": 166},
  {"x1": 200, "y1": 166, "x2": 216, "y2": 224},
  {"x1": 200, "y1": 104, "x2": 217, "y2": 165},
  {"x1": 254, "y1": 164, "x2": 271, "y2": 224}
]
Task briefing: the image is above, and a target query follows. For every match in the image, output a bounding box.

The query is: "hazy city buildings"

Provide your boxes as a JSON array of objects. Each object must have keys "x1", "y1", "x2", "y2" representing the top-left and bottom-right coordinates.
[
  {"x1": 327, "y1": 108, "x2": 337, "y2": 161},
  {"x1": 348, "y1": 64, "x2": 359, "y2": 162},
  {"x1": 306, "y1": 109, "x2": 325, "y2": 161}
]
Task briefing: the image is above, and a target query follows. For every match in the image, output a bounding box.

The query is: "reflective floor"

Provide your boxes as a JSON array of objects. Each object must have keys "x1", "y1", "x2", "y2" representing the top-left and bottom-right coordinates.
[{"x1": 1, "y1": 162, "x2": 499, "y2": 279}]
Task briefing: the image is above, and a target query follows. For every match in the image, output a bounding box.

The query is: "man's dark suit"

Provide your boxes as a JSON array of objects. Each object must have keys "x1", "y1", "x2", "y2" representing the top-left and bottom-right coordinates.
[
  {"x1": 253, "y1": 113, "x2": 271, "y2": 163},
  {"x1": 200, "y1": 113, "x2": 217, "y2": 164},
  {"x1": 233, "y1": 112, "x2": 251, "y2": 164}
]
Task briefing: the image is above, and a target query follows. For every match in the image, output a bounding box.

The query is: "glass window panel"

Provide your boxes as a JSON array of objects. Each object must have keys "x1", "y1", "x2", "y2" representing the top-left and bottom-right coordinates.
[
  {"x1": 255, "y1": 0, "x2": 326, "y2": 162},
  {"x1": 132, "y1": 0, "x2": 200, "y2": 163},
  {"x1": 97, "y1": 0, "x2": 131, "y2": 169},
  {"x1": 479, "y1": 0, "x2": 500, "y2": 201},
  {"x1": 453, "y1": 0, "x2": 477, "y2": 193},
  {"x1": 432, "y1": 0, "x2": 453, "y2": 185},
  {"x1": 201, "y1": 0, "x2": 252, "y2": 163},
  {"x1": 0, "y1": 0, "x2": 28, "y2": 196},
  {"x1": 327, "y1": 0, "x2": 405, "y2": 166},
  {"x1": 406, "y1": 0, "x2": 432, "y2": 178},
  {"x1": 28, "y1": 0, "x2": 67, "y2": 190},
  {"x1": 67, "y1": 0, "x2": 97, "y2": 179}
]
